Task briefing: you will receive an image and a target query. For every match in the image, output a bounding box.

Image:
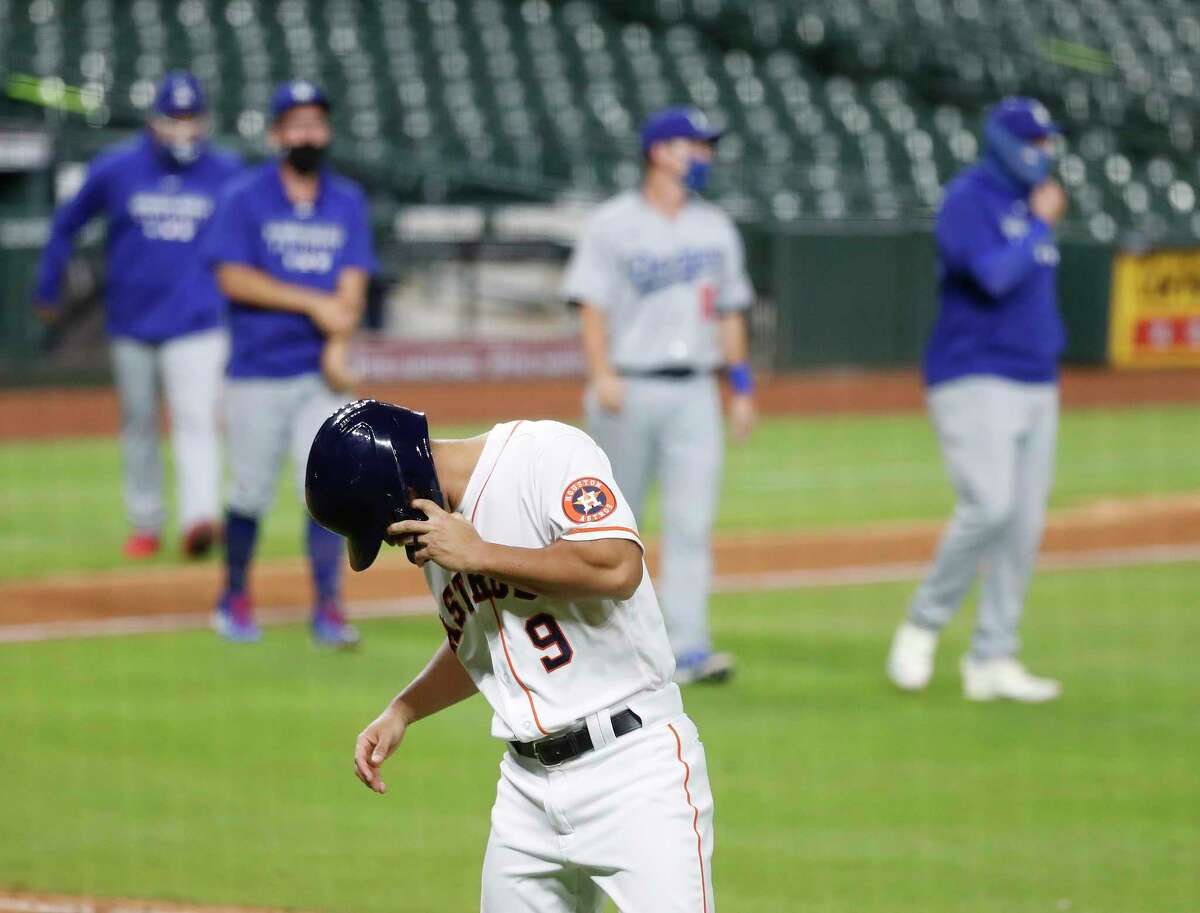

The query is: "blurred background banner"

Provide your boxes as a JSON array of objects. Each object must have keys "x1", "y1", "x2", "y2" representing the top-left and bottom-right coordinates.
[{"x1": 1109, "y1": 247, "x2": 1200, "y2": 367}]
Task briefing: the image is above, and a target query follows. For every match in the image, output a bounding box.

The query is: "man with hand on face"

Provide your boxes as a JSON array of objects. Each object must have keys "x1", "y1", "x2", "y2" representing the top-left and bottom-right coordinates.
[
  {"x1": 205, "y1": 79, "x2": 376, "y2": 646},
  {"x1": 887, "y1": 97, "x2": 1068, "y2": 703},
  {"x1": 304, "y1": 401, "x2": 716, "y2": 912},
  {"x1": 34, "y1": 71, "x2": 241, "y2": 560},
  {"x1": 562, "y1": 106, "x2": 757, "y2": 686}
]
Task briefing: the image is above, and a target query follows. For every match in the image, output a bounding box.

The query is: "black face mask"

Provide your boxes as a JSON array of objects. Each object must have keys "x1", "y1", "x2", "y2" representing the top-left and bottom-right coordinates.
[{"x1": 284, "y1": 143, "x2": 327, "y2": 175}]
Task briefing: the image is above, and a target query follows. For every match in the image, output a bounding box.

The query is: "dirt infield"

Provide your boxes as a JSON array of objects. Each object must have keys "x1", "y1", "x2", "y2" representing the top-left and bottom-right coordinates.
[
  {"x1": 2, "y1": 366, "x2": 1198, "y2": 638},
  {"x1": 0, "y1": 892, "x2": 311, "y2": 913},
  {"x1": 3, "y1": 491, "x2": 1198, "y2": 637},
  {"x1": 2, "y1": 367, "x2": 1199, "y2": 440}
]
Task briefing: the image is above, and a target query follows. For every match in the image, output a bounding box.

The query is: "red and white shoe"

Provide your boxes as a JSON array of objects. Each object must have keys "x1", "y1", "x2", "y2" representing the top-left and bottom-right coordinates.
[
  {"x1": 212, "y1": 591, "x2": 261, "y2": 644},
  {"x1": 181, "y1": 520, "x2": 220, "y2": 559},
  {"x1": 312, "y1": 600, "x2": 360, "y2": 649},
  {"x1": 123, "y1": 531, "x2": 161, "y2": 559}
]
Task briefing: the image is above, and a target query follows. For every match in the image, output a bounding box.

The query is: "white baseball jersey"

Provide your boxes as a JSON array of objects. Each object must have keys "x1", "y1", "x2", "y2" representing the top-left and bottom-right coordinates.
[
  {"x1": 561, "y1": 189, "x2": 754, "y2": 372},
  {"x1": 421, "y1": 419, "x2": 675, "y2": 742}
]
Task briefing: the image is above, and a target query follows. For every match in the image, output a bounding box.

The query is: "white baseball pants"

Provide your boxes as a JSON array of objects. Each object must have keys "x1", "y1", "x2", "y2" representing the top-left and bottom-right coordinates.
[
  {"x1": 482, "y1": 703, "x2": 715, "y2": 912},
  {"x1": 109, "y1": 328, "x2": 227, "y2": 532}
]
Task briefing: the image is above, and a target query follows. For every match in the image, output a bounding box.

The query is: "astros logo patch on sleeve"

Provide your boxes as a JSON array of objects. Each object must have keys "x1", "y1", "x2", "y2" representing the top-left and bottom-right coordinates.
[{"x1": 562, "y1": 477, "x2": 618, "y2": 523}]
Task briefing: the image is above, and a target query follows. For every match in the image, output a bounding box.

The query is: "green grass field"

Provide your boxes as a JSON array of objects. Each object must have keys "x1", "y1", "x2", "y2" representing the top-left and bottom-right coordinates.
[
  {"x1": 2, "y1": 403, "x2": 1198, "y2": 911},
  {"x1": 1, "y1": 563, "x2": 1198, "y2": 913},
  {"x1": 2, "y1": 404, "x2": 1199, "y2": 581}
]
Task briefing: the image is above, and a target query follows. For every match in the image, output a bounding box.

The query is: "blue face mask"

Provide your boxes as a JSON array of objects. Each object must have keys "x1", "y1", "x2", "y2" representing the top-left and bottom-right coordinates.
[
  {"x1": 984, "y1": 120, "x2": 1054, "y2": 190},
  {"x1": 683, "y1": 158, "x2": 711, "y2": 192}
]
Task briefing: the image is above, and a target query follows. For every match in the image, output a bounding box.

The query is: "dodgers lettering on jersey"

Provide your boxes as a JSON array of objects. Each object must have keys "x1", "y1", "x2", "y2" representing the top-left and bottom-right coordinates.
[
  {"x1": 127, "y1": 189, "x2": 215, "y2": 241},
  {"x1": 422, "y1": 420, "x2": 676, "y2": 742},
  {"x1": 34, "y1": 134, "x2": 241, "y2": 343},
  {"x1": 561, "y1": 190, "x2": 753, "y2": 372},
  {"x1": 206, "y1": 162, "x2": 376, "y2": 379}
]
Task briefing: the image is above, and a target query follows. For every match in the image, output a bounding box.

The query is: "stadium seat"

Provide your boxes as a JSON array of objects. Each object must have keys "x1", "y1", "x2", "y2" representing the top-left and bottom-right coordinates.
[{"x1": 1, "y1": 0, "x2": 1197, "y2": 239}]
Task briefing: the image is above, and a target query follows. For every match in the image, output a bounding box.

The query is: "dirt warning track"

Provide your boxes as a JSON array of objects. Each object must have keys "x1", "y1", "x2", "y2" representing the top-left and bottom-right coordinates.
[{"x1": 2, "y1": 367, "x2": 1199, "y2": 441}]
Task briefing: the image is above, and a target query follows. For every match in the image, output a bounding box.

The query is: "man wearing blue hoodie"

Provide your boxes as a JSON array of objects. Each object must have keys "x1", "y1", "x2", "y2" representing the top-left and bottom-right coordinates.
[
  {"x1": 887, "y1": 97, "x2": 1067, "y2": 703},
  {"x1": 34, "y1": 72, "x2": 241, "y2": 560}
]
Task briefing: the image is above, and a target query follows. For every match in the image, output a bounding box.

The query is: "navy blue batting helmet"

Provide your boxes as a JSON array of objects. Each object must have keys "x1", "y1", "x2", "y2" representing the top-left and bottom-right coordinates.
[{"x1": 305, "y1": 400, "x2": 444, "y2": 572}]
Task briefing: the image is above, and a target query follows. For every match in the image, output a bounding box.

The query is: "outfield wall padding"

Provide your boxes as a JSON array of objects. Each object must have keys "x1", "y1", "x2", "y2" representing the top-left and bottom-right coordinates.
[{"x1": 750, "y1": 227, "x2": 1114, "y2": 371}]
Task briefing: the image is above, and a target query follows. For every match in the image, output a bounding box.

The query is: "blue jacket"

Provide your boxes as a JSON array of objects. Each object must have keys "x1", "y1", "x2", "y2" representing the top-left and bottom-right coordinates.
[
  {"x1": 35, "y1": 134, "x2": 242, "y2": 343},
  {"x1": 205, "y1": 162, "x2": 376, "y2": 379},
  {"x1": 924, "y1": 162, "x2": 1065, "y2": 387}
]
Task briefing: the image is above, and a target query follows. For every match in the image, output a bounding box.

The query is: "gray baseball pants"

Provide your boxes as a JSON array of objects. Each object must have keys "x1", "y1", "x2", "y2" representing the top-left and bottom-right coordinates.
[
  {"x1": 908, "y1": 376, "x2": 1059, "y2": 660},
  {"x1": 223, "y1": 373, "x2": 346, "y2": 517},
  {"x1": 587, "y1": 374, "x2": 723, "y2": 659},
  {"x1": 109, "y1": 328, "x2": 227, "y2": 533}
]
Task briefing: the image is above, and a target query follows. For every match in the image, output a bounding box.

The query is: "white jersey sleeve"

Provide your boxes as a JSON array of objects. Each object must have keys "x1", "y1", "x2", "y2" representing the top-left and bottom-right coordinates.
[
  {"x1": 717, "y1": 217, "x2": 754, "y2": 312},
  {"x1": 560, "y1": 216, "x2": 616, "y2": 311},
  {"x1": 535, "y1": 429, "x2": 642, "y2": 549},
  {"x1": 423, "y1": 421, "x2": 675, "y2": 743}
]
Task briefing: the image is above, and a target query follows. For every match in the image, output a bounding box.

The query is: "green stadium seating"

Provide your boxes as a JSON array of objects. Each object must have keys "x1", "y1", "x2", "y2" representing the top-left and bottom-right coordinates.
[{"x1": 1, "y1": 0, "x2": 1197, "y2": 241}]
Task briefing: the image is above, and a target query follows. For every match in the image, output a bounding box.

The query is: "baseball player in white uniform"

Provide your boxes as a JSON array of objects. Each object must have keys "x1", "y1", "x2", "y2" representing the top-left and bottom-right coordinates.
[
  {"x1": 304, "y1": 401, "x2": 715, "y2": 912},
  {"x1": 562, "y1": 107, "x2": 757, "y2": 685}
]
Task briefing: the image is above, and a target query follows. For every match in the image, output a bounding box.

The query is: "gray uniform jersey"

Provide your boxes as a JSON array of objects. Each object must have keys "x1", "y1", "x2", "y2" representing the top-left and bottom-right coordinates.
[
  {"x1": 561, "y1": 190, "x2": 753, "y2": 372},
  {"x1": 562, "y1": 189, "x2": 753, "y2": 660}
]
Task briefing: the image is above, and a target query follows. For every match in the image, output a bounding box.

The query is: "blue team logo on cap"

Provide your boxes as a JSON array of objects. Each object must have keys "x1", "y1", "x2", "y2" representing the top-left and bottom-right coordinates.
[
  {"x1": 172, "y1": 84, "x2": 195, "y2": 109},
  {"x1": 291, "y1": 80, "x2": 317, "y2": 103},
  {"x1": 640, "y1": 106, "x2": 724, "y2": 153},
  {"x1": 271, "y1": 79, "x2": 330, "y2": 119},
  {"x1": 154, "y1": 72, "x2": 206, "y2": 116}
]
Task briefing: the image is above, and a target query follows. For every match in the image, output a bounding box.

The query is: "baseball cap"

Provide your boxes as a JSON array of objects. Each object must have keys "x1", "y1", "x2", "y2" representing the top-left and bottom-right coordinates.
[
  {"x1": 153, "y1": 71, "x2": 206, "y2": 117},
  {"x1": 270, "y1": 79, "x2": 331, "y2": 121},
  {"x1": 640, "y1": 106, "x2": 724, "y2": 155},
  {"x1": 986, "y1": 97, "x2": 1060, "y2": 141}
]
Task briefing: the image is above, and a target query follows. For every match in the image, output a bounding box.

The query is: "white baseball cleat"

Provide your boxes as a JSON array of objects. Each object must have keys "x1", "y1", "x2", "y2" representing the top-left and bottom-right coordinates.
[
  {"x1": 961, "y1": 656, "x2": 1062, "y2": 703},
  {"x1": 886, "y1": 621, "x2": 939, "y2": 691}
]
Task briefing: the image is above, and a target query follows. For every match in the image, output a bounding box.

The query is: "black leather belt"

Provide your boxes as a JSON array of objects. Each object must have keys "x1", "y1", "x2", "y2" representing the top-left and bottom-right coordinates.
[
  {"x1": 617, "y1": 367, "x2": 708, "y2": 379},
  {"x1": 510, "y1": 708, "x2": 642, "y2": 766}
]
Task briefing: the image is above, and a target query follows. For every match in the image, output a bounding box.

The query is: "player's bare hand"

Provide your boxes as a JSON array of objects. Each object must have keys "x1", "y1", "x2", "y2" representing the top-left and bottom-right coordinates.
[
  {"x1": 387, "y1": 498, "x2": 489, "y2": 573},
  {"x1": 320, "y1": 337, "x2": 359, "y2": 393},
  {"x1": 1030, "y1": 180, "x2": 1067, "y2": 225},
  {"x1": 308, "y1": 294, "x2": 356, "y2": 336},
  {"x1": 591, "y1": 372, "x2": 626, "y2": 414},
  {"x1": 729, "y1": 394, "x2": 756, "y2": 443},
  {"x1": 354, "y1": 703, "x2": 411, "y2": 795}
]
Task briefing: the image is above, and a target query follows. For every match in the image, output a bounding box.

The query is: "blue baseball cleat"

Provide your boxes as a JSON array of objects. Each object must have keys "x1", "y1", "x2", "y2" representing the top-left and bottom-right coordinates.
[
  {"x1": 672, "y1": 649, "x2": 735, "y2": 686},
  {"x1": 212, "y1": 591, "x2": 261, "y2": 643},
  {"x1": 312, "y1": 600, "x2": 360, "y2": 649}
]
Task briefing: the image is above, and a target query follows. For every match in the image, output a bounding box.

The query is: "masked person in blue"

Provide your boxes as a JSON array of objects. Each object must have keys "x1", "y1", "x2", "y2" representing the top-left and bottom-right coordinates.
[
  {"x1": 206, "y1": 79, "x2": 375, "y2": 647},
  {"x1": 887, "y1": 97, "x2": 1069, "y2": 703},
  {"x1": 33, "y1": 71, "x2": 241, "y2": 561}
]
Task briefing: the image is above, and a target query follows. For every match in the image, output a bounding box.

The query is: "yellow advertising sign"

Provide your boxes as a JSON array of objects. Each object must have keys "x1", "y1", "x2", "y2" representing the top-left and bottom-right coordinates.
[{"x1": 1109, "y1": 248, "x2": 1200, "y2": 367}]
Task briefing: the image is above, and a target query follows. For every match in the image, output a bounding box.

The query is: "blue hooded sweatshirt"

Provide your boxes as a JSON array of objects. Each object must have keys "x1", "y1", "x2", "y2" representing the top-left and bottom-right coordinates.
[
  {"x1": 924, "y1": 100, "x2": 1066, "y2": 387},
  {"x1": 34, "y1": 133, "x2": 242, "y2": 343}
]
